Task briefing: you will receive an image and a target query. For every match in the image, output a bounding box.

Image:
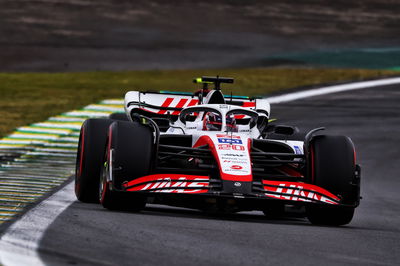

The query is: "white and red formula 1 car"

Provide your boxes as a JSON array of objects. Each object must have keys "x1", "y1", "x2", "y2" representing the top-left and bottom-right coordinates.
[{"x1": 75, "y1": 76, "x2": 361, "y2": 225}]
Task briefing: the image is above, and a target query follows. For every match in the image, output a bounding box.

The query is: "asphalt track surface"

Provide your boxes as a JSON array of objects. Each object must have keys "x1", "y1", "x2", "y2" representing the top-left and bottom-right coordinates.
[{"x1": 26, "y1": 83, "x2": 399, "y2": 266}]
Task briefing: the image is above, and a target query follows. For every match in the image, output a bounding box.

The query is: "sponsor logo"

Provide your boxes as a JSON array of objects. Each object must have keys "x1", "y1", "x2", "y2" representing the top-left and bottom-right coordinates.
[
  {"x1": 264, "y1": 183, "x2": 338, "y2": 205},
  {"x1": 226, "y1": 159, "x2": 248, "y2": 164},
  {"x1": 217, "y1": 134, "x2": 240, "y2": 139},
  {"x1": 218, "y1": 138, "x2": 242, "y2": 144},
  {"x1": 140, "y1": 177, "x2": 208, "y2": 193},
  {"x1": 294, "y1": 145, "x2": 302, "y2": 154},
  {"x1": 222, "y1": 154, "x2": 244, "y2": 157},
  {"x1": 225, "y1": 169, "x2": 247, "y2": 173},
  {"x1": 230, "y1": 165, "x2": 243, "y2": 170}
]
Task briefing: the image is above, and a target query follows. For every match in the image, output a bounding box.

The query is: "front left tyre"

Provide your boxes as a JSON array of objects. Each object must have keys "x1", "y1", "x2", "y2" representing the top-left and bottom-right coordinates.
[{"x1": 99, "y1": 121, "x2": 155, "y2": 211}]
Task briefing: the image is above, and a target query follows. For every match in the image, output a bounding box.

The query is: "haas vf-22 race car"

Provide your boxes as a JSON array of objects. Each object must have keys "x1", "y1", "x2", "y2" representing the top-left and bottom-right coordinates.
[{"x1": 75, "y1": 76, "x2": 361, "y2": 226}]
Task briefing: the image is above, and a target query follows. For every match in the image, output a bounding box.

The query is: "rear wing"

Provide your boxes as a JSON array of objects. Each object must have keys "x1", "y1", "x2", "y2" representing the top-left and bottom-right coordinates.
[{"x1": 124, "y1": 91, "x2": 270, "y2": 119}]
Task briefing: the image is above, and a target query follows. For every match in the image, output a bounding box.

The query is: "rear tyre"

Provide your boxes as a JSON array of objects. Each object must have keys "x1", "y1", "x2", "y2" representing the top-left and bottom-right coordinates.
[
  {"x1": 109, "y1": 112, "x2": 129, "y2": 121},
  {"x1": 75, "y1": 119, "x2": 114, "y2": 203},
  {"x1": 99, "y1": 121, "x2": 154, "y2": 211},
  {"x1": 306, "y1": 135, "x2": 358, "y2": 226}
]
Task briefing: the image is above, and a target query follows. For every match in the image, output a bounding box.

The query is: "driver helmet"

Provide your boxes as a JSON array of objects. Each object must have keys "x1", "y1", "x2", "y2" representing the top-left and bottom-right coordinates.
[
  {"x1": 203, "y1": 112, "x2": 222, "y2": 131},
  {"x1": 226, "y1": 115, "x2": 238, "y2": 132}
]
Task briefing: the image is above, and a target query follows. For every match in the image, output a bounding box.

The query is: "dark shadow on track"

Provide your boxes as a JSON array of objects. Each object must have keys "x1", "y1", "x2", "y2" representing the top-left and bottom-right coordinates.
[{"x1": 105, "y1": 204, "x2": 309, "y2": 226}]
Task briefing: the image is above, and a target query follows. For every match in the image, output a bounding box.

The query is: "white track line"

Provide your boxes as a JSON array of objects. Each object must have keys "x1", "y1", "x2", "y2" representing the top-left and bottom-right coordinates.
[
  {"x1": 1, "y1": 76, "x2": 400, "y2": 266},
  {"x1": 0, "y1": 184, "x2": 74, "y2": 266},
  {"x1": 266, "y1": 77, "x2": 400, "y2": 103}
]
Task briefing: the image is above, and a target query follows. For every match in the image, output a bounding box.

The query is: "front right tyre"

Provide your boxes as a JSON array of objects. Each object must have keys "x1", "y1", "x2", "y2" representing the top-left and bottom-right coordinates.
[{"x1": 306, "y1": 135, "x2": 360, "y2": 226}]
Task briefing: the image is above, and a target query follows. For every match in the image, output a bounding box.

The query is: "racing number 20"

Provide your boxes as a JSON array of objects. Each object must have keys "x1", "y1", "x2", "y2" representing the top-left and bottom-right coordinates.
[{"x1": 218, "y1": 144, "x2": 245, "y2": 151}]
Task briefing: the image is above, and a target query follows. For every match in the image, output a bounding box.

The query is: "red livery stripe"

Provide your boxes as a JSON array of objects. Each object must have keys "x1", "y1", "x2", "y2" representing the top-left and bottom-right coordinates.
[
  {"x1": 242, "y1": 102, "x2": 256, "y2": 107},
  {"x1": 187, "y1": 99, "x2": 198, "y2": 106},
  {"x1": 158, "y1": 97, "x2": 174, "y2": 114},
  {"x1": 172, "y1": 99, "x2": 188, "y2": 115}
]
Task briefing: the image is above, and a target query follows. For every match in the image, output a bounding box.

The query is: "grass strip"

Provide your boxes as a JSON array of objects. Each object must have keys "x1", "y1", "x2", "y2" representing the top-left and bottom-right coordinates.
[{"x1": 0, "y1": 68, "x2": 397, "y2": 138}]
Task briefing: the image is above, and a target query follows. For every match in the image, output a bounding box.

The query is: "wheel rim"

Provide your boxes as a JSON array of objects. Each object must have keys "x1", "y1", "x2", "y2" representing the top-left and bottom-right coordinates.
[
  {"x1": 99, "y1": 147, "x2": 109, "y2": 203},
  {"x1": 99, "y1": 161, "x2": 107, "y2": 203}
]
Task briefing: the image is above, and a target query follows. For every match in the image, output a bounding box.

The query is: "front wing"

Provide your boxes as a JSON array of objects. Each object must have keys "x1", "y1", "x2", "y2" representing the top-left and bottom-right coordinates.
[{"x1": 121, "y1": 173, "x2": 344, "y2": 206}]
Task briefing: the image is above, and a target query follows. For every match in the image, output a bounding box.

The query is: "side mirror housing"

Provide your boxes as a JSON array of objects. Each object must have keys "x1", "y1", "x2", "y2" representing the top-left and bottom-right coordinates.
[{"x1": 274, "y1": 125, "x2": 297, "y2": 135}]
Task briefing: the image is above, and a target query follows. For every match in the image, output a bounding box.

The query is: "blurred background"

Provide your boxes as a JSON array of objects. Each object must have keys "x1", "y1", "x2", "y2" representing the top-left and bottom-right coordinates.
[{"x1": 1, "y1": 0, "x2": 400, "y2": 72}]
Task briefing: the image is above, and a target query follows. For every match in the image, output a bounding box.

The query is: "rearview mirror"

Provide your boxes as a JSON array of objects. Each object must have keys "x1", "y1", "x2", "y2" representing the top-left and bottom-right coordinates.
[{"x1": 274, "y1": 125, "x2": 296, "y2": 135}]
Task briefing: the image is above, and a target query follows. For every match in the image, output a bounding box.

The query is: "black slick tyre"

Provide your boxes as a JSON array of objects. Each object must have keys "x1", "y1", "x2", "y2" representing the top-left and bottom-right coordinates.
[
  {"x1": 109, "y1": 112, "x2": 129, "y2": 121},
  {"x1": 75, "y1": 119, "x2": 114, "y2": 203},
  {"x1": 306, "y1": 135, "x2": 358, "y2": 226},
  {"x1": 99, "y1": 121, "x2": 154, "y2": 211}
]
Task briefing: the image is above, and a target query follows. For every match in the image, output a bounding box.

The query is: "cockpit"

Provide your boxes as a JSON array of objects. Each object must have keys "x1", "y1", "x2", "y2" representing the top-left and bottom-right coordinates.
[{"x1": 178, "y1": 104, "x2": 258, "y2": 133}]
